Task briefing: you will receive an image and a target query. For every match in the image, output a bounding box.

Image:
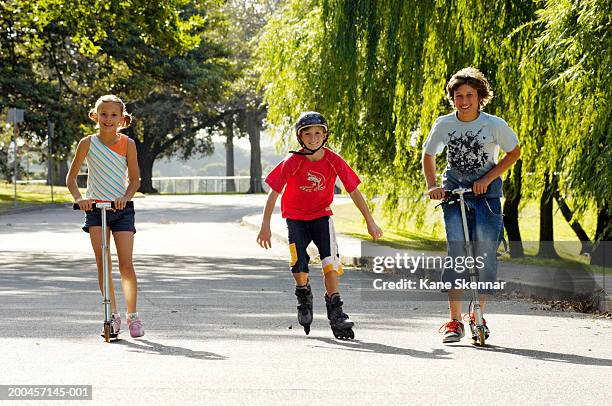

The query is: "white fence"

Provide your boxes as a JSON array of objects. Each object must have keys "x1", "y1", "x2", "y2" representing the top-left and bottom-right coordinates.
[
  {"x1": 152, "y1": 176, "x2": 267, "y2": 194},
  {"x1": 14, "y1": 176, "x2": 268, "y2": 194}
]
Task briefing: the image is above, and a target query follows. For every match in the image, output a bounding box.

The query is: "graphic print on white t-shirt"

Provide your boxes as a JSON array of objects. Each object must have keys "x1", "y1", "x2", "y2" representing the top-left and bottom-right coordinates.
[{"x1": 447, "y1": 127, "x2": 489, "y2": 173}]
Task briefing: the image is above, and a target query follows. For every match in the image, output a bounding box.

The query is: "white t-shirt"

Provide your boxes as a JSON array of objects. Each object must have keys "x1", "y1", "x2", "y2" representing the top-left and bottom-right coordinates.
[{"x1": 423, "y1": 111, "x2": 519, "y2": 197}]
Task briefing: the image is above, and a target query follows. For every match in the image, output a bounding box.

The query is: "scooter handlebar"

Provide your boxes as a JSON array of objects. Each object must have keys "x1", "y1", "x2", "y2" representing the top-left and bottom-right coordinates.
[
  {"x1": 450, "y1": 187, "x2": 472, "y2": 195},
  {"x1": 72, "y1": 201, "x2": 134, "y2": 210},
  {"x1": 444, "y1": 188, "x2": 475, "y2": 198}
]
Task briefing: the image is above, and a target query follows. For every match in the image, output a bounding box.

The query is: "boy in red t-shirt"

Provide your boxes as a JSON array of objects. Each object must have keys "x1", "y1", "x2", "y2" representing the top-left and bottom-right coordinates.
[{"x1": 257, "y1": 112, "x2": 382, "y2": 339}]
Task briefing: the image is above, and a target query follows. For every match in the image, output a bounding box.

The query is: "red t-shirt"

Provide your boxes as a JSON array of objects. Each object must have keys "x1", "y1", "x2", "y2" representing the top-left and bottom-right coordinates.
[{"x1": 265, "y1": 148, "x2": 361, "y2": 220}]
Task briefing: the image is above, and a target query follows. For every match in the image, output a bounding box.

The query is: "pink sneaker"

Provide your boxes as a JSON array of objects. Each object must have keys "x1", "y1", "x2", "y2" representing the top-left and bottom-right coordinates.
[
  {"x1": 127, "y1": 312, "x2": 144, "y2": 338},
  {"x1": 111, "y1": 313, "x2": 121, "y2": 334}
]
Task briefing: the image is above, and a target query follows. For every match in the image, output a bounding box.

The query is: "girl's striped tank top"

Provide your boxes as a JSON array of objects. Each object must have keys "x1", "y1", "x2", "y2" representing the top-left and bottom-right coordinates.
[{"x1": 85, "y1": 135, "x2": 128, "y2": 201}]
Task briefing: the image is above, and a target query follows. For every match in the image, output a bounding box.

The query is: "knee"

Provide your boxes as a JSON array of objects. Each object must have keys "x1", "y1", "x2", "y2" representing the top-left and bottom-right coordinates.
[
  {"x1": 118, "y1": 260, "x2": 134, "y2": 272},
  {"x1": 322, "y1": 259, "x2": 343, "y2": 277},
  {"x1": 291, "y1": 259, "x2": 309, "y2": 274}
]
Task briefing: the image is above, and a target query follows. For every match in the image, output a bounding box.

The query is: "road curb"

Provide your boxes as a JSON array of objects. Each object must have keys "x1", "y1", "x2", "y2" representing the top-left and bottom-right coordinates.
[{"x1": 0, "y1": 203, "x2": 67, "y2": 217}]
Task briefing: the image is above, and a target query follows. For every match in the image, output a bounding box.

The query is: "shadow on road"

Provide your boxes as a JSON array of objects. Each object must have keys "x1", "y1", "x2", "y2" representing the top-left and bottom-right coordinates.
[
  {"x1": 1, "y1": 251, "x2": 610, "y2": 369},
  {"x1": 116, "y1": 338, "x2": 227, "y2": 361},
  {"x1": 452, "y1": 344, "x2": 612, "y2": 366},
  {"x1": 311, "y1": 337, "x2": 452, "y2": 359}
]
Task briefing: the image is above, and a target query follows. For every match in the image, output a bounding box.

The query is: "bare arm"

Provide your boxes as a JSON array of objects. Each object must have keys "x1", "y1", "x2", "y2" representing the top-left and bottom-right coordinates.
[
  {"x1": 422, "y1": 153, "x2": 445, "y2": 200},
  {"x1": 66, "y1": 137, "x2": 93, "y2": 211},
  {"x1": 115, "y1": 139, "x2": 141, "y2": 209},
  {"x1": 472, "y1": 146, "x2": 521, "y2": 195},
  {"x1": 257, "y1": 189, "x2": 280, "y2": 249},
  {"x1": 348, "y1": 188, "x2": 383, "y2": 240}
]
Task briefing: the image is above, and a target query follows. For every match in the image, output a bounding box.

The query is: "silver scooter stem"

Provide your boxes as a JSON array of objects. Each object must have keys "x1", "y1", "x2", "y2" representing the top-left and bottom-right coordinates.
[
  {"x1": 99, "y1": 203, "x2": 112, "y2": 325},
  {"x1": 456, "y1": 189, "x2": 484, "y2": 327}
]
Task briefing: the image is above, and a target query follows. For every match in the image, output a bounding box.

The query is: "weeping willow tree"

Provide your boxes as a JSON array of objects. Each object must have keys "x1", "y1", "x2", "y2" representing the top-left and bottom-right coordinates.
[
  {"x1": 258, "y1": 2, "x2": 533, "y2": 212},
  {"x1": 257, "y1": 0, "x2": 608, "y2": 258},
  {"x1": 530, "y1": 0, "x2": 611, "y2": 265}
]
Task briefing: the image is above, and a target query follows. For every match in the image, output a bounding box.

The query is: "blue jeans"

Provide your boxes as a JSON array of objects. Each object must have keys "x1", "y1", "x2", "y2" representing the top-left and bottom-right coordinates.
[{"x1": 442, "y1": 197, "x2": 503, "y2": 295}]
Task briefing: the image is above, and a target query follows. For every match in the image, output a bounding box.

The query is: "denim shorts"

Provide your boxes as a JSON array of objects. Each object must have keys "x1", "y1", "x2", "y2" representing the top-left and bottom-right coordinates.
[
  {"x1": 82, "y1": 206, "x2": 136, "y2": 233},
  {"x1": 286, "y1": 216, "x2": 343, "y2": 276},
  {"x1": 441, "y1": 197, "x2": 503, "y2": 294}
]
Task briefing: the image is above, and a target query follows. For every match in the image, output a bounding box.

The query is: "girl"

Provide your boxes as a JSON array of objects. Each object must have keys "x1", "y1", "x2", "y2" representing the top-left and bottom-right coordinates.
[
  {"x1": 66, "y1": 94, "x2": 144, "y2": 338},
  {"x1": 422, "y1": 68, "x2": 520, "y2": 343}
]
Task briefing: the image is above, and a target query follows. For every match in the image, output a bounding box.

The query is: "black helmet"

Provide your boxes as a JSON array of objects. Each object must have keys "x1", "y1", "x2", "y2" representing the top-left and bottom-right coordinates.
[
  {"x1": 294, "y1": 111, "x2": 328, "y2": 135},
  {"x1": 291, "y1": 111, "x2": 329, "y2": 155}
]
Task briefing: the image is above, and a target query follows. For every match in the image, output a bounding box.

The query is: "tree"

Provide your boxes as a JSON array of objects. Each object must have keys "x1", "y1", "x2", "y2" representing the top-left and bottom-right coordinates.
[
  {"x1": 258, "y1": 0, "x2": 537, "y2": 223},
  {"x1": 258, "y1": 0, "x2": 609, "y2": 265},
  {"x1": 223, "y1": 115, "x2": 237, "y2": 192},
  {"x1": 124, "y1": 92, "x2": 217, "y2": 193},
  {"x1": 531, "y1": 0, "x2": 611, "y2": 265},
  {"x1": 0, "y1": 0, "x2": 213, "y2": 187},
  {"x1": 219, "y1": 0, "x2": 282, "y2": 193}
]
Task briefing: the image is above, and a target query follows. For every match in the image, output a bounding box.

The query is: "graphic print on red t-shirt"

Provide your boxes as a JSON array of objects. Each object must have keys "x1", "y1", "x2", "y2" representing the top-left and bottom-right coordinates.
[
  {"x1": 299, "y1": 170, "x2": 326, "y2": 192},
  {"x1": 265, "y1": 148, "x2": 361, "y2": 220}
]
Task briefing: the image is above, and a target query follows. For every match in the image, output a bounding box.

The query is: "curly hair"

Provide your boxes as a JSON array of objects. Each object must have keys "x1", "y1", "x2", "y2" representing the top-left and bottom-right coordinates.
[{"x1": 446, "y1": 67, "x2": 493, "y2": 108}]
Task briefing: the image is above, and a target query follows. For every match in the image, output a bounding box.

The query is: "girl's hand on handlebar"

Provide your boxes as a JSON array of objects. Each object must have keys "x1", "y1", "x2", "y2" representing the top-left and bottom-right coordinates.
[
  {"x1": 427, "y1": 186, "x2": 445, "y2": 200},
  {"x1": 76, "y1": 197, "x2": 94, "y2": 211},
  {"x1": 114, "y1": 196, "x2": 130, "y2": 210}
]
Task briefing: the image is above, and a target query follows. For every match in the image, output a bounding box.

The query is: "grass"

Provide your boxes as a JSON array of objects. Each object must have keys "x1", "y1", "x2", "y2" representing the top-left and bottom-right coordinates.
[
  {"x1": 0, "y1": 181, "x2": 77, "y2": 212},
  {"x1": 0, "y1": 181, "x2": 145, "y2": 213},
  {"x1": 331, "y1": 196, "x2": 604, "y2": 272}
]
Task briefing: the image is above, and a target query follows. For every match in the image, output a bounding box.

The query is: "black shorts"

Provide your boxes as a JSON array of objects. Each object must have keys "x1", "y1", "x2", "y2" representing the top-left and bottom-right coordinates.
[
  {"x1": 82, "y1": 206, "x2": 136, "y2": 234},
  {"x1": 286, "y1": 216, "x2": 342, "y2": 275}
]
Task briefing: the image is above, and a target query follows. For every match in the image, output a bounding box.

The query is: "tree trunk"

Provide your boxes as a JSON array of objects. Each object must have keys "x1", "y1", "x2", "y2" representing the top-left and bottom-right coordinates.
[
  {"x1": 137, "y1": 149, "x2": 158, "y2": 193},
  {"x1": 502, "y1": 159, "x2": 524, "y2": 257},
  {"x1": 246, "y1": 110, "x2": 264, "y2": 194},
  {"x1": 553, "y1": 187, "x2": 592, "y2": 254},
  {"x1": 591, "y1": 204, "x2": 611, "y2": 267},
  {"x1": 224, "y1": 116, "x2": 236, "y2": 192},
  {"x1": 51, "y1": 159, "x2": 68, "y2": 186},
  {"x1": 538, "y1": 173, "x2": 559, "y2": 258}
]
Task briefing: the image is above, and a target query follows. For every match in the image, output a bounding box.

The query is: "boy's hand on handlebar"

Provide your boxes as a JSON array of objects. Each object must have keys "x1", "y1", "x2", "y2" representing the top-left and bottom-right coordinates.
[
  {"x1": 427, "y1": 186, "x2": 445, "y2": 200},
  {"x1": 472, "y1": 178, "x2": 491, "y2": 195},
  {"x1": 257, "y1": 225, "x2": 272, "y2": 249},
  {"x1": 76, "y1": 197, "x2": 94, "y2": 211}
]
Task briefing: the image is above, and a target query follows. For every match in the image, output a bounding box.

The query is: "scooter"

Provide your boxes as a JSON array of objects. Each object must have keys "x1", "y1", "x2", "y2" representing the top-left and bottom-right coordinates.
[
  {"x1": 73, "y1": 200, "x2": 133, "y2": 342},
  {"x1": 445, "y1": 188, "x2": 487, "y2": 347}
]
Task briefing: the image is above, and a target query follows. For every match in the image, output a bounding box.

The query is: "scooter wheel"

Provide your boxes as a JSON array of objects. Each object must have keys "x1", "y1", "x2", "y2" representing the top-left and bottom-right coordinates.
[{"x1": 103, "y1": 323, "x2": 111, "y2": 343}]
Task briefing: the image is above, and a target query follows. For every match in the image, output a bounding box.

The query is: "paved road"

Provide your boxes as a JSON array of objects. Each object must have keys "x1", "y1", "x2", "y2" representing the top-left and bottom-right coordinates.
[{"x1": 0, "y1": 195, "x2": 610, "y2": 406}]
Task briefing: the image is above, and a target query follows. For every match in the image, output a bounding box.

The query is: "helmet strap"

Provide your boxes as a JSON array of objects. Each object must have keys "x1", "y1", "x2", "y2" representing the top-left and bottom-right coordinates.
[{"x1": 289, "y1": 135, "x2": 328, "y2": 155}]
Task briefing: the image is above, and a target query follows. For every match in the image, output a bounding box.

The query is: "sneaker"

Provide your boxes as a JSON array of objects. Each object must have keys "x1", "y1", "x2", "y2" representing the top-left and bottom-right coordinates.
[
  {"x1": 111, "y1": 313, "x2": 121, "y2": 334},
  {"x1": 127, "y1": 312, "x2": 145, "y2": 338},
  {"x1": 464, "y1": 312, "x2": 490, "y2": 339},
  {"x1": 438, "y1": 319, "x2": 465, "y2": 343}
]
